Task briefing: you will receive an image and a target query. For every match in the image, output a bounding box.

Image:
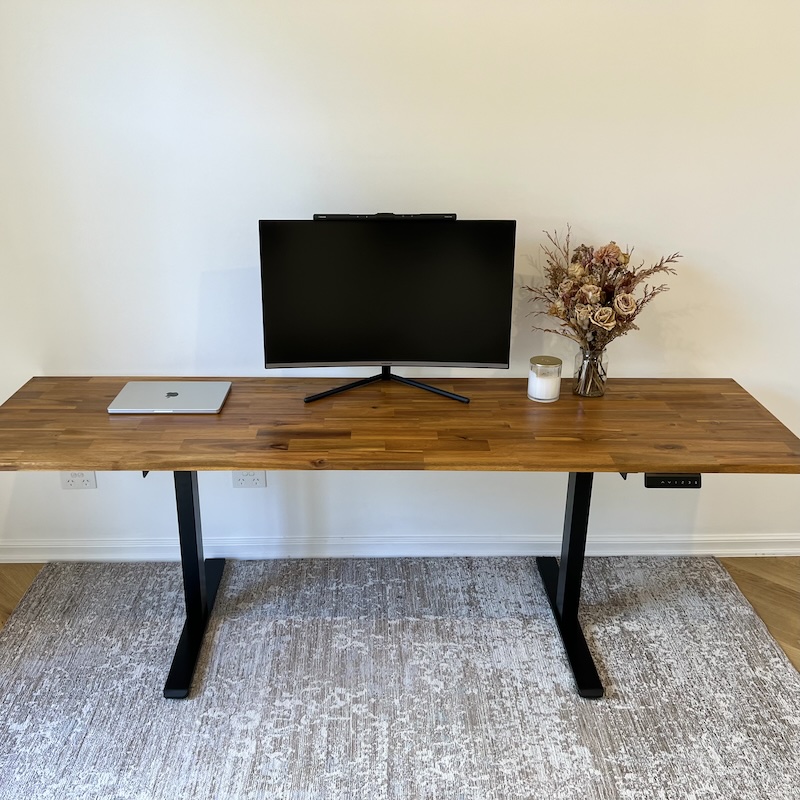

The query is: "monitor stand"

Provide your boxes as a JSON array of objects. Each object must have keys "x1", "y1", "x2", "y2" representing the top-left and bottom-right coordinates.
[{"x1": 303, "y1": 366, "x2": 470, "y2": 404}]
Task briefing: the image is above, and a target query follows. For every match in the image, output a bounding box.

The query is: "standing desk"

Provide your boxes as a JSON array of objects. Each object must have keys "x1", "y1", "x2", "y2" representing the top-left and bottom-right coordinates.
[{"x1": 1, "y1": 376, "x2": 799, "y2": 699}]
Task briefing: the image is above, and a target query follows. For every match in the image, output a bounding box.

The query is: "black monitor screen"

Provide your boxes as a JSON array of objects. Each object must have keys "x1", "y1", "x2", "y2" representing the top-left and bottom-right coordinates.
[{"x1": 259, "y1": 218, "x2": 516, "y2": 368}]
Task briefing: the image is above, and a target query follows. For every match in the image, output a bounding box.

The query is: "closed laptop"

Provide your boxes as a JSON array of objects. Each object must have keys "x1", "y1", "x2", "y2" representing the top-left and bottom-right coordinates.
[{"x1": 107, "y1": 381, "x2": 232, "y2": 414}]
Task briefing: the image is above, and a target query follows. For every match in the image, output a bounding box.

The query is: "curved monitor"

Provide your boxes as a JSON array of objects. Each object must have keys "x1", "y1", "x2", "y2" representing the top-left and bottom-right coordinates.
[{"x1": 259, "y1": 217, "x2": 516, "y2": 369}]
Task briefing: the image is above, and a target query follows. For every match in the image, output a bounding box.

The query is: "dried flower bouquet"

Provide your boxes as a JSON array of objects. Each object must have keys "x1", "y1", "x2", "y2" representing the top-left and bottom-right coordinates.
[{"x1": 523, "y1": 227, "x2": 681, "y2": 395}]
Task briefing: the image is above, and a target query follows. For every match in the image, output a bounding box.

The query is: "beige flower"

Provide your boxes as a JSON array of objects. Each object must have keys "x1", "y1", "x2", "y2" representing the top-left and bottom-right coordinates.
[
  {"x1": 591, "y1": 306, "x2": 617, "y2": 331},
  {"x1": 567, "y1": 263, "x2": 586, "y2": 280},
  {"x1": 613, "y1": 292, "x2": 637, "y2": 316},
  {"x1": 549, "y1": 299, "x2": 567, "y2": 319},
  {"x1": 573, "y1": 303, "x2": 593, "y2": 330},
  {"x1": 579, "y1": 283, "x2": 603, "y2": 305},
  {"x1": 558, "y1": 278, "x2": 576, "y2": 296}
]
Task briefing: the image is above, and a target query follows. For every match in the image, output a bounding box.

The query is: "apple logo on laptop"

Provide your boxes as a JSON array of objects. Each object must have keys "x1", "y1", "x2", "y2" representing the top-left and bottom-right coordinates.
[{"x1": 166, "y1": 392, "x2": 179, "y2": 398}]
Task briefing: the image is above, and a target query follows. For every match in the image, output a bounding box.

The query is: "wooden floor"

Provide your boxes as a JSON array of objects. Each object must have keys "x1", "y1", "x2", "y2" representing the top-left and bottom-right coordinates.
[
  {"x1": 0, "y1": 559, "x2": 797, "y2": 671},
  {"x1": 0, "y1": 564, "x2": 44, "y2": 629},
  {"x1": 719, "y1": 556, "x2": 800, "y2": 670}
]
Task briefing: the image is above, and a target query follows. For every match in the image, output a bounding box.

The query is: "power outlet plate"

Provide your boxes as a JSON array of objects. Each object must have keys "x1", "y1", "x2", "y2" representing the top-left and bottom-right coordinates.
[
  {"x1": 232, "y1": 470, "x2": 267, "y2": 489},
  {"x1": 60, "y1": 471, "x2": 97, "y2": 490}
]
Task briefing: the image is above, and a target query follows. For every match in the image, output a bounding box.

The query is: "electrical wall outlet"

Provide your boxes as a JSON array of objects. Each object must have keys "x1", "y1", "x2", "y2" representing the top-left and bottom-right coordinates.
[
  {"x1": 61, "y1": 471, "x2": 97, "y2": 490},
  {"x1": 232, "y1": 470, "x2": 267, "y2": 489}
]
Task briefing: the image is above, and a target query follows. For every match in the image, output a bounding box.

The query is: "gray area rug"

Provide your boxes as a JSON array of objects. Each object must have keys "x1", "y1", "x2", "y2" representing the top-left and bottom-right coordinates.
[{"x1": 0, "y1": 557, "x2": 798, "y2": 799}]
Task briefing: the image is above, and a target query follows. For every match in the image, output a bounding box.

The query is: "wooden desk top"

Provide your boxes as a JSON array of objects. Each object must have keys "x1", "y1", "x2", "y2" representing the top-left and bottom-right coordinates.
[{"x1": 1, "y1": 376, "x2": 799, "y2": 475}]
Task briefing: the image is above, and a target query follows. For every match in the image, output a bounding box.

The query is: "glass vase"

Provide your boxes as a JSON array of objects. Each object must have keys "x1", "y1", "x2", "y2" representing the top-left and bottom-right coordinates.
[{"x1": 573, "y1": 347, "x2": 608, "y2": 397}]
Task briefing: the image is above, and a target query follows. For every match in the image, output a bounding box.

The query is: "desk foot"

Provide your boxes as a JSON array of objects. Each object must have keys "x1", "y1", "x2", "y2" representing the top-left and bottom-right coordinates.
[
  {"x1": 163, "y1": 558, "x2": 226, "y2": 699},
  {"x1": 537, "y1": 556, "x2": 604, "y2": 699}
]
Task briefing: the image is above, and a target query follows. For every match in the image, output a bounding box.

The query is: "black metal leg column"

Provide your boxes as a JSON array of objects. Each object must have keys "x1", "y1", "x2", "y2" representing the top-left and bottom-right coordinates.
[
  {"x1": 536, "y1": 472, "x2": 604, "y2": 698},
  {"x1": 163, "y1": 470, "x2": 226, "y2": 699}
]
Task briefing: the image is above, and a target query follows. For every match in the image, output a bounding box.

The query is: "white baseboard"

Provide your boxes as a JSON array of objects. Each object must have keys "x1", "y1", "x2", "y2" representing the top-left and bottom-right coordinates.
[{"x1": 0, "y1": 531, "x2": 798, "y2": 562}]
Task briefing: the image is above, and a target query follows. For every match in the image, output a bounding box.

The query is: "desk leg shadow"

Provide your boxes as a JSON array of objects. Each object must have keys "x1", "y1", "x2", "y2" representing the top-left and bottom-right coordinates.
[
  {"x1": 163, "y1": 471, "x2": 226, "y2": 699},
  {"x1": 536, "y1": 471, "x2": 604, "y2": 699}
]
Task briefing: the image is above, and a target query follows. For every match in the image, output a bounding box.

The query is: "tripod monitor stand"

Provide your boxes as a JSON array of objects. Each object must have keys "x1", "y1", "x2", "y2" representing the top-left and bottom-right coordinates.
[{"x1": 303, "y1": 366, "x2": 470, "y2": 404}]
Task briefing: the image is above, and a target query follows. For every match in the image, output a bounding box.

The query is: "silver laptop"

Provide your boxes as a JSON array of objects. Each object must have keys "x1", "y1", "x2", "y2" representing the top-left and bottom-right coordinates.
[{"x1": 107, "y1": 381, "x2": 232, "y2": 414}]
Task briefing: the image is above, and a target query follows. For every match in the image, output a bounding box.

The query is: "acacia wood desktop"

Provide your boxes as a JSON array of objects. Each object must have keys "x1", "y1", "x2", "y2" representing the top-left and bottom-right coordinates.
[
  {"x1": 1, "y1": 376, "x2": 799, "y2": 699},
  {"x1": 2, "y1": 376, "x2": 799, "y2": 474}
]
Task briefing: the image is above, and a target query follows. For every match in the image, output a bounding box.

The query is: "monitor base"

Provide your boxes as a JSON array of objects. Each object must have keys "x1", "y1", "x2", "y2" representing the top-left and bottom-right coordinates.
[{"x1": 303, "y1": 366, "x2": 470, "y2": 404}]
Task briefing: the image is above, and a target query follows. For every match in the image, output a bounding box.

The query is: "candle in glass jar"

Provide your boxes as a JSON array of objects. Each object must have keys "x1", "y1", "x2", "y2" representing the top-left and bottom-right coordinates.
[{"x1": 528, "y1": 355, "x2": 562, "y2": 402}]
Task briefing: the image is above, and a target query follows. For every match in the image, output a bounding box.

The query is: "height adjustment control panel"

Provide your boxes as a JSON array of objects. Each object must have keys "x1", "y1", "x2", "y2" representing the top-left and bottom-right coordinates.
[{"x1": 644, "y1": 473, "x2": 702, "y2": 489}]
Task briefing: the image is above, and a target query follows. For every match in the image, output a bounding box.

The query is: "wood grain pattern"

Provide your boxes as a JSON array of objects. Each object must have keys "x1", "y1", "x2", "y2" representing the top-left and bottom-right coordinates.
[
  {"x1": 0, "y1": 563, "x2": 44, "y2": 628},
  {"x1": 721, "y1": 556, "x2": 800, "y2": 670},
  {"x1": 1, "y1": 377, "x2": 800, "y2": 474}
]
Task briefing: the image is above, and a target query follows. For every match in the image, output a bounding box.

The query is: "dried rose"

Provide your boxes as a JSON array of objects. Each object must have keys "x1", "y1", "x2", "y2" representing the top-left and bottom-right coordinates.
[
  {"x1": 613, "y1": 293, "x2": 637, "y2": 316},
  {"x1": 558, "y1": 278, "x2": 576, "y2": 296},
  {"x1": 579, "y1": 283, "x2": 603, "y2": 305},
  {"x1": 568, "y1": 263, "x2": 586, "y2": 280},
  {"x1": 591, "y1": 306, "x2": 617, "y2": 331}
]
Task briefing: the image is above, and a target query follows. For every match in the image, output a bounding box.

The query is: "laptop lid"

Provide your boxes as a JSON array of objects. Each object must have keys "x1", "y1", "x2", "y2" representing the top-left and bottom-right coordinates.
[{"x1": 107, "y1": 381, "x2": 232, "y2": 414}]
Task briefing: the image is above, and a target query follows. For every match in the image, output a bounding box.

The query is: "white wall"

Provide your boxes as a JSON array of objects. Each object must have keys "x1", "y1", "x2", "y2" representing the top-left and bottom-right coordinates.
[{"x1": 1, "y1": 0, "x2": 799, "y2": 560}]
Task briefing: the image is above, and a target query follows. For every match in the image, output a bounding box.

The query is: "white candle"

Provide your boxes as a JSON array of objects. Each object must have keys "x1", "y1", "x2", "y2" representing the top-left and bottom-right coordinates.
[
  {"x1": 528, "y1": 374, "x2": 561, "y2": 402},
  {"x1": 528, "y1": 356, "x2": 562, "y2": 402}
]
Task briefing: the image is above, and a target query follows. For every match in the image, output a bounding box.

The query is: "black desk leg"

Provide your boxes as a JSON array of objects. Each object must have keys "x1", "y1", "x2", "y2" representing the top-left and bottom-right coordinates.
[
  {"x1": 163, "y1": 470, "x2": 226, "y2": 699},
  {"x1": 536, "y1": 471, "x2": 604, "y2": 699}
]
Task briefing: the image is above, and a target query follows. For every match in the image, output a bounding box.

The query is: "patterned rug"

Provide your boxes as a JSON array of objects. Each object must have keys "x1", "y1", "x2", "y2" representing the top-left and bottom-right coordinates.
[{"x1": 0, "y1": 557, "x2": 797, "y2": 799}]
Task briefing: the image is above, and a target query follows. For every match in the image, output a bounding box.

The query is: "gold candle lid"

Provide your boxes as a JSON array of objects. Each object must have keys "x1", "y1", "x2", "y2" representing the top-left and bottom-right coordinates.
[{"x1": 530, "y1": 355, "x2": 562, "y2": 367}]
